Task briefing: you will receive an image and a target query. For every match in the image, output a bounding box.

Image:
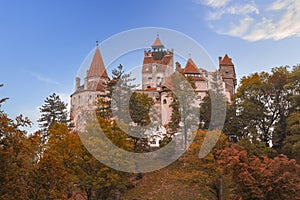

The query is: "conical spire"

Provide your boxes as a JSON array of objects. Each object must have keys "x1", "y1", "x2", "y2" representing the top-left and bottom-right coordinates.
[
  {"x1": 87, "y1": 47, "x2": 108, "y2": 78},
  {"x1": 184, "y1": 58, "x2": 199, "y2": 74},
  {"x1": 151, "y1": 34, "x2": 164, "y2": 49}
]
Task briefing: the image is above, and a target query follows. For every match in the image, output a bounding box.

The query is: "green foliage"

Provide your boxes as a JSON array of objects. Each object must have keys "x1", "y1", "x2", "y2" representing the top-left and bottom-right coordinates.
[
  {"x1": 238, "y1": 138, "x2": 277, "y2": 159},
  {"x1": 129, "y1": 92, "x2": 154, "y2": 126},
  {"x1": 3, "y1": 63, "x2": 300, "y2": 199},
  {"x1": 38, "y1": 93, "x2": 69, "y2": 135},
  {"x1": 225, "y1": 67, "x2": 291, "y2": 146},
  {"x1": 96, "y1": 64, "x2": 125, "y2": 119}
]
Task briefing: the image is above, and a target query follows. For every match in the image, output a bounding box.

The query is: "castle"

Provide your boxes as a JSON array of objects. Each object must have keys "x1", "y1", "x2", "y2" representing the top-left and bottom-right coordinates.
[{"x1": 70, "y1": 36, "x2": 237, "y2": 136}]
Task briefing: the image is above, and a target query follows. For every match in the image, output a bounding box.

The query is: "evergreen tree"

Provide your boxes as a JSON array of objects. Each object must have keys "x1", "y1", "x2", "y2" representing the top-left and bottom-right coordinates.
[
  {"x1": 96, "y1": 64, "x2": 138, "y2": 122},
  {"x1": 38, "y1": 93, "x2": 69, "y2": 136}
]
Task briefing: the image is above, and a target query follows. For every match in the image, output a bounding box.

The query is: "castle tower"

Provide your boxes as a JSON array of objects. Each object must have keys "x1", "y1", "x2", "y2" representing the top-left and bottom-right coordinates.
[
  {"x1": 142, "y1": 35, "x2": 174, "y2": 90},
  {"x1": 218, "y1": 54, "x2": 237, "y2": 96},
  {"x1": 70, "y1": 45, "x2": 109, "y2": 130}
]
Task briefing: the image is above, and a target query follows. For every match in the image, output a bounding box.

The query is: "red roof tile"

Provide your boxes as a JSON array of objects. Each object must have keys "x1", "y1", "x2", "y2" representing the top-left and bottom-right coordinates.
[
  {"x1": 181, "y1": 58, "x2": 200, "y2": 74},
  {"x1": 87, "y1": 48, "x2": 108, "y2": 78},
  {"x1": 151, "y1": 37, "x2": 164, "y2": 48},
  {"x1": 220, "y1": 54, "x2": 234, "y2": 66}
]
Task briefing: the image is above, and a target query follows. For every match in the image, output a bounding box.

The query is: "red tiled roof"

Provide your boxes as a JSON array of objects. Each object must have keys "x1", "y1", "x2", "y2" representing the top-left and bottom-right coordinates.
[
  {"x1": 180, "y1": 58, "x2": 200, "y2": 74},
  {"x1": 87, "y1": 48, "x2": 108, "y2": 78},
  {"x1": 152, "y1": 37, "x2": 164, "y2": 48},
  {"x1": 143, "y1": 56, "x2": 172, "y2": 65},
  {"x1": 220, "y1": 54, "x2": 234, "y2": 66}
]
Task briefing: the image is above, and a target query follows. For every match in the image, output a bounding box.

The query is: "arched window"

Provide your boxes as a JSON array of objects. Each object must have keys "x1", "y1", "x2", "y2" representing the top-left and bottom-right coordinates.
[{"x1": 163, "y1": 99, "x2": 167, "y2": 104}]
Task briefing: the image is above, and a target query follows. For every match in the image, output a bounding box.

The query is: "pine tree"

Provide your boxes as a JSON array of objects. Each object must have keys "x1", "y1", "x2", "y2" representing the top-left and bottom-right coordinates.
[{"x1": 38, "y1": 93, "x2": 69, "y2": 135}]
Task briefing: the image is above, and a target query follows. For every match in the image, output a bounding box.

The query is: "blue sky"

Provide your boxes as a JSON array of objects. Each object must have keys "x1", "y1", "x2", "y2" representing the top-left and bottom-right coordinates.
[{"x1": 0, "y1": 0, "x2": 300, "y2": 132}]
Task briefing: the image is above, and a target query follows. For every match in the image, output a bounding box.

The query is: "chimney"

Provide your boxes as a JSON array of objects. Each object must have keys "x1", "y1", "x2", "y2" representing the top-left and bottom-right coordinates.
[
  {"x1": 75, "y1": 77, "x2": 80, "y2": 90},
  {"x1": 218, "y1": 56, "x2": 222, "y2": 64},
  {"x1": 175, "y1": 61, "x2": 181, "y2": 72}
]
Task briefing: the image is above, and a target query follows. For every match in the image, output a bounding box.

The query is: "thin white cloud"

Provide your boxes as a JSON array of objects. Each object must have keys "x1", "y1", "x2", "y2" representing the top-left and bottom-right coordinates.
[
  {"x1": 267, "y1": 0, "x2": 293, "y2": 11},
  {"x1": 208, "y1": 3, "x2": 259, "y2": 20},
  {"x1": 31, "y1": 72, "x2": 60, "y2": 85},
  {"x1": 225, "y1": 17, "x2": 255, "y2": 37},
  {"x1": 198, "y1": 0, "x2": 300, "y2": 41},
  {"x1": 195, "y1": 0, "x2": 232, "y2": 8}
]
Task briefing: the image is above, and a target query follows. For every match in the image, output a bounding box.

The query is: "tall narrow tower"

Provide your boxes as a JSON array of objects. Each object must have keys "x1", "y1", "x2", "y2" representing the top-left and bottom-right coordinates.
[
  {"x1": 218, "y1": 54, "x2": 237, "y2": 96},
  {"x1": 142, "y1": 35, "x2": 174, "y2": 89},
  {"x1": 70, "y1": 45, "x2": 109, "y2": 130}
]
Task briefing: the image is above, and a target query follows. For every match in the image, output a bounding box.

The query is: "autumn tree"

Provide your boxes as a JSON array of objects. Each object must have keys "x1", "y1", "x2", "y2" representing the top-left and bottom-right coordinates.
[
  {"x1": 175, "y1": 130, "x2": 228, "y2": 199},
  {"x1": 0, "y1": 85, "x2": 33, "y2": 199},
  {"x1": 283, "y1": 65, "x2": 300, "y2": 161},
  {"x1": 225, "y1": 67, "x2": 291, "y2": 146},
  {"x1": 76, "y1": 117, "x2": 133, "y2": 199},
  {"x1": 217, "y1": 143, "x2": 300, "y2": 199}
]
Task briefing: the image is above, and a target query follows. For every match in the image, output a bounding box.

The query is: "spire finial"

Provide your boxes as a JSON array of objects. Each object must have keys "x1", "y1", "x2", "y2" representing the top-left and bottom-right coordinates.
[
  {"x1": 157, "y1": 32, "x2": 159, "y2": 38},
  {"x1": 189, "y1": 53, "x2": 192, "y2": 59},
  {"x1": 96, "y1": 40, "x2": 99, "y2": 47}
]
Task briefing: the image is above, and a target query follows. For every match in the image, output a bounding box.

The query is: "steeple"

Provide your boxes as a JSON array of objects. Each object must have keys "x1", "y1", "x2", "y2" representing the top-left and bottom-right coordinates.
[
  {"x1": 87, "y1": 45, "x2": 108, "y2": 78},
  {"x1": 151, "y1": 34, "x2": 164, "y2": 50}
]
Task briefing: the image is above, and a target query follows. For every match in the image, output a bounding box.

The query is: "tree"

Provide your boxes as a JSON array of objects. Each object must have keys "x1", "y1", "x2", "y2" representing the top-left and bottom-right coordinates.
[
  {"x1": 38, "y1": 93, "x2": 69, "y2": 138},
  {"x1": 226, "y1": 67, "x2": 291, "y2": 146},
  {"x1": 129, "y1": 92, "x2": 154, "y2": 126},
  {"x1": 96, "y1": 64, "x2": 138, "y2": 124},
  {"x1": 176, "y1": 130, "x2": 228, "y2": 199},
  {"x1": 128, "y1": 92, "x2": 154, "y2": 152},
  {"x1": 76, "y1": 117, "x2": 133, "y2": 199},
  {"x1": 217, "y1": 143, "x2": 300, "y2": 200},
  {"x1": 199, "y1": 73, "x2": 227, "y2": 131},
  {"x1": 282, "y1": 65, "x2": 300, "y2": 161},
  {"x1": 0, "y1": 85, "x2": 34, "y2": 199},
  {"x1": 167, "y1": 72, "x2": 199, "y2": 150},
  {"x1": 96, "y1": 64, "x2": 125, "y2": 119}
]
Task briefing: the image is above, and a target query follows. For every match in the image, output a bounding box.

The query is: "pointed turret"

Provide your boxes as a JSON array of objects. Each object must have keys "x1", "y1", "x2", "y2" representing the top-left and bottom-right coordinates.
[
  {"x1": 183, "y1": 58, "x2": 199, "y2": 74},
  {"x1": 219, "y1": 54, "x2": 234, "y2": 66},
  {"x1": 151, "y1": 34, "x2": 164, "y2": 50},
  {"x1": 87, "y1": 47, "x2": 108, "y2": 78},
  {"x1": 219, "y1": 54, "x2": 236, "y2": 96}
]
